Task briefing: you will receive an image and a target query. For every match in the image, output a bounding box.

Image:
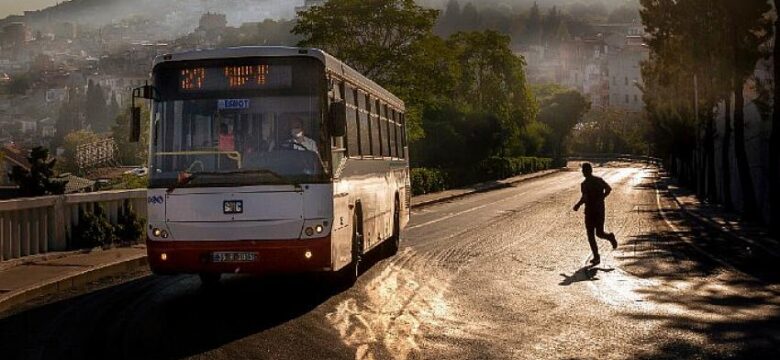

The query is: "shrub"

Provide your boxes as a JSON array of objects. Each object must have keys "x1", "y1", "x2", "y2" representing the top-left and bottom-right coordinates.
[
  {"x1": 115, "y1": 201, "x2": 145, "y2": 244},
  {"x1": 71, "y1": 205, "x2": 117, "y2": 249},
  {"x1": 411, "y1": 167, "x2": 448, "y2": 195},
  {"x1": 478, "y1": 156, "x2": 554, "y2": 180}
]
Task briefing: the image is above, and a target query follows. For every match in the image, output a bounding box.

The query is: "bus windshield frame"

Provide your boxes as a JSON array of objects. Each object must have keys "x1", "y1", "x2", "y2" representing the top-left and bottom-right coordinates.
[{"x1": 149, "y1": 56, "x2": 331, "y2": 189}]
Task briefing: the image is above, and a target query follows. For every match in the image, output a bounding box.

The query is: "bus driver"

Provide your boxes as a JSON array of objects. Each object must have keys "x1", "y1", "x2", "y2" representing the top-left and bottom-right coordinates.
[{"x1": 287, "y1": 119, "x2": 318, "y2": 154}]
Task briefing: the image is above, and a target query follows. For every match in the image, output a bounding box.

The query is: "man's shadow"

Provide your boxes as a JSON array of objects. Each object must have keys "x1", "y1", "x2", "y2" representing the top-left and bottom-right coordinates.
[{"x1": 559, "y1": 265, "x2": 615, "y2": 286}]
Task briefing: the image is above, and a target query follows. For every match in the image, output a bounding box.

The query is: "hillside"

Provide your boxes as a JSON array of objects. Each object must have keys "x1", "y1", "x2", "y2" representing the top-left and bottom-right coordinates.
[{"x1": 1, "y1": 0, "x2": 295, "y2": 30}]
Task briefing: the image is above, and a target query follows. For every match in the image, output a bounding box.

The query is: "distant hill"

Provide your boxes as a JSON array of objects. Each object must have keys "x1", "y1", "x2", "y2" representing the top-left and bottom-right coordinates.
[{"x1": 1, "y1": 0, "x2": 296, "y2": 31}]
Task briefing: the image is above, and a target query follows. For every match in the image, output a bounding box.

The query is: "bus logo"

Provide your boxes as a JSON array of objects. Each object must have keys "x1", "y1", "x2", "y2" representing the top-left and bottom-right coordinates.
[
  {"x1": 218, "y1": 99, "x2": 250, "y2": 110},
  {"x1": 148, "y1": 196, "x2": 164, "y2": 205}
]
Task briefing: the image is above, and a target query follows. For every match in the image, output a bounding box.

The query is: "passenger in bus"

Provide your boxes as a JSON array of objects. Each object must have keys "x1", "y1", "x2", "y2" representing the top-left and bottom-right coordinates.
[
  {"x1": 286, "y1": 119, "x2": 318, "y2": 154},
  {"x1": 218, "y1": 123, "x2": 235, "y2": 152}
]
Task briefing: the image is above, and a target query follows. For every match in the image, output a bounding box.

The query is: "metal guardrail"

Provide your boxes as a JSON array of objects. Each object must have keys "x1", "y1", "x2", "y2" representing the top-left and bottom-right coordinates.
[
  {"x1": 567, "y1": 153, "x2": 663, "y2": 165},
  {"x1": 0, "y1": 190, "x2": 147, "y2": 262}
]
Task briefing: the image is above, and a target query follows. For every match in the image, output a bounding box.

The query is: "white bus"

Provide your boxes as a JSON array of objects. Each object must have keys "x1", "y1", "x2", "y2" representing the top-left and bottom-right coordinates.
[{"x1": 132, "y1": 47, "x2": 411, "y2": 285}]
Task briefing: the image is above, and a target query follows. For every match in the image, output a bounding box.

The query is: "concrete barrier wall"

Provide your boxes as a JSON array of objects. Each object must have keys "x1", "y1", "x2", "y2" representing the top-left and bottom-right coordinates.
[{"x1": 0, "y1": 190, "x2": 147, "y2": 262}]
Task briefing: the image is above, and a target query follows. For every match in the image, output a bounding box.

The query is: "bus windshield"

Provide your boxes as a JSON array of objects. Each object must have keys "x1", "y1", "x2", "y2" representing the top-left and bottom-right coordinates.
[{"x1": 149, "y1": 57, "x2": 328, "y2": 189}]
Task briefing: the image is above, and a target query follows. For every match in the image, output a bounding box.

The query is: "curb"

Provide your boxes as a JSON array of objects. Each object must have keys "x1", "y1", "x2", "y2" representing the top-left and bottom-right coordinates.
[
  {"x1": 411, "y1": 169, "x2": 565, "y2": 208},
  {"x1": 0, "y1": 254, "x2": 148, "y2": 316},
  {"x1": 658, "y1": 172, "x2": 780, "y2": 258}
]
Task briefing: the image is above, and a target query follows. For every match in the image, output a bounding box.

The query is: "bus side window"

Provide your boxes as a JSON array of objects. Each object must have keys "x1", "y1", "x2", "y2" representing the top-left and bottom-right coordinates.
[
  {"x1": 388, "y1": 106, "x2": 397, "y2": 158},
  {"x1": 358, "y1": 91, "x2": 371, "y2": 156},
  {"x1": 345, "y1": 84, "x2": 360, "y2": 158},
  {"x1": 382, "y1": 103, "x2": 390, "y2": 157},
  {"x1": 396, "y1": 111, "x2": 405, "y2": 159},
  {"x1": 370, "y1": 98, "x2": 381, "y2": 156},
  {"x1": 400, "y1": 112, "x2": 407, "y2": 159}
]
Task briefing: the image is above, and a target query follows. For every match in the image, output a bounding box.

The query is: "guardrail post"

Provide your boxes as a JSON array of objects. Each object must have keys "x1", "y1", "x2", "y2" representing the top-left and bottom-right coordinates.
[
  {"x1": 11, "y1": 211, "x2": 20, "y2": 259},
  {"x1": 2, "y1": 215, "x2": 10, "y2": 260},
  {"x1": 52, "y1": 196, "x2": 67, "y2": 251}
]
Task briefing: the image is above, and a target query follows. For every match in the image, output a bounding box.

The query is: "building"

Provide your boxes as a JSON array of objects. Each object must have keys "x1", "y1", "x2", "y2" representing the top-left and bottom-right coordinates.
[
  {"x1": 296, "y1": 0, "x2": 327, "y2": 13},
  {"x1": 0, "y1": 22, "x2": 29, "y2": 50},
  {"x1": 198, "y1": 13, "x2": 228, "y2": 33},
  {"x1": 606, "y1": 36, "x2": 649, "y2": 113}
]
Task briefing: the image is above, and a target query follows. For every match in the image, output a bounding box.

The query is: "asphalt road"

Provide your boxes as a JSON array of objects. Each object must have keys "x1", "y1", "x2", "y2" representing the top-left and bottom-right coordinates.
[{"x1": 1, "y1": 162, "x2": 779, "y2": 360}]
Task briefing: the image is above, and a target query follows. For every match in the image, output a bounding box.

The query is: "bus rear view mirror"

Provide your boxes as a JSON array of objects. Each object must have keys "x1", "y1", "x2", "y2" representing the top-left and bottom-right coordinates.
[
  {"x1": 329, "y1": 100, "x2": 347, "y2": 137},
  {"x1": 130, "y1": 84, "x2": 155, "y2": 143},
  {"x1": 130, "y1": 107, "x2": 141, "y2": 143}
]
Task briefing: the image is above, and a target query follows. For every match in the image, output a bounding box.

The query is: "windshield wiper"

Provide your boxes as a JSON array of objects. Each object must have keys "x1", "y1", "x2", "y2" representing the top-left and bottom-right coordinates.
[
  {"x1": 225, "y1": 168, "x2": 301, "y2": 187},
  {"x1": 165, "y1": 169, "x2": 300, "y2": 194}
]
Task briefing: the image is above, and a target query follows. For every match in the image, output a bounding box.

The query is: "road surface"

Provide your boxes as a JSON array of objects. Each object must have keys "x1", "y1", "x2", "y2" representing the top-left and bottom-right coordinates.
[{"x1": 1, "y1": 162, "x2": 779, "y2": 359}]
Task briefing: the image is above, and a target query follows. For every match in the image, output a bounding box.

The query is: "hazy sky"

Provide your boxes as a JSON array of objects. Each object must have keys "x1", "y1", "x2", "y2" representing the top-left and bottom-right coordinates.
[{"x1": 0, "y1": 0, "x2": 59, "y2": 18}]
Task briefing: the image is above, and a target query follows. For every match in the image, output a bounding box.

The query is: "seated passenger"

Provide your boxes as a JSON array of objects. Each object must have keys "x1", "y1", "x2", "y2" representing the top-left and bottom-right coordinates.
[{"x1": 218, "y1": 124, "x2": 235, "y2": 152}]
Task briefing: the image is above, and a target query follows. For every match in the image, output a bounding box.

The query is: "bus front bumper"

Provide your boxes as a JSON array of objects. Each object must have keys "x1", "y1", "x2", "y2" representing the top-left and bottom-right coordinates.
[{"x1": 147, "y1": 237, "x2": 332, "y2": 275}]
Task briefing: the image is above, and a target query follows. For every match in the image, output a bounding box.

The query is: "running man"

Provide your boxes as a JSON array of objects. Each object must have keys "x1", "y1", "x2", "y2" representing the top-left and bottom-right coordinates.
[{"x1": 573, "y1": 163, "x2": 618, "y2": 265}]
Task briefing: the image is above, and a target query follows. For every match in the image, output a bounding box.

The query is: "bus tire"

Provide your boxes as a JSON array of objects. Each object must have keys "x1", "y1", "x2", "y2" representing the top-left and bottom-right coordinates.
[
  {"x1": 199, "y1": 273, "x2": 221, "y2": 287},
  {"x1": 385, "y1": 197, "x2": 401, "y2": 257}
]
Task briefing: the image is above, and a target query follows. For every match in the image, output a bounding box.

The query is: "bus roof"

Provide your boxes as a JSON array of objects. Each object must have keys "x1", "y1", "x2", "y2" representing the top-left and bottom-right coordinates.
[{"x1": 153, "y1": 46, "x2": 405, "y2": 110}]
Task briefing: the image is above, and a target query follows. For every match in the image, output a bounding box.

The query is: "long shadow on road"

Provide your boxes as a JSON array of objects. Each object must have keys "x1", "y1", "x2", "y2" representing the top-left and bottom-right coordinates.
[
  {"x1": 0, "y1": 272, "x2": 352, "y2": 360},
  {"x1": 616, "y1": 185, "x2": 780, "y2": 359}
]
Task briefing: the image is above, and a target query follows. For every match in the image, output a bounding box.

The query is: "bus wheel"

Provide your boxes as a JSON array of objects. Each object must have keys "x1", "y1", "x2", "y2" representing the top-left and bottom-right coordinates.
[
  {"x1": 199, "y1": 273, "x2": 221, "y2": 287},
  {"x1": 385, "y1": 198, "x2": 401, "y2": 257}
]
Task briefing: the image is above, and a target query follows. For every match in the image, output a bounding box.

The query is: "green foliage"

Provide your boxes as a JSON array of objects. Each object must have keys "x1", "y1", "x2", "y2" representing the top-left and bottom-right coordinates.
[
  {"x1": 296, "y1": 0, "x2": 541, "y2": 178},
  {"x1": 411, "y1": 167, "x2": 448, "y2": 195},
  {"x1": 86, "y1": 80, "x2": 110, "y2": 133},
  {"x1": 478, "y1": 156, "x2": 553, "y2": 180},
  {"x1": 8, "y1": 147, "x2": 67, "y2": 197},
  {"x1": 109, "y1": 174, "x2": 148, "y2": 190},
  {"x1": 115, "y1": 201, "x2": 144, "y2": 243},
  {"x1": 112, "y1": 106, "x2": 150, "y2": 165},
  {"x1": 534, "y1": 84, "x2": 590, "y2": 159},
  {"x1": 71, "y1": 205, "x2": 117, "y2": 249},
  {"x1": 640, "y1": 0, "x2": 772, "y2": 210},
  {"x1": 55, "y1": 87, "x2": 84, "y2": 148},
  {"x1": 570, "y1": 110, "x2": 649, "y2": 155},
  {"x1": 294, "y1": 0, "x2": 439, "y2": 84}
]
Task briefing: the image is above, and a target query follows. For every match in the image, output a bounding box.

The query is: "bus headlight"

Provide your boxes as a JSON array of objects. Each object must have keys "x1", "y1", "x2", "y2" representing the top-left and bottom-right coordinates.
[
  {"x1": 305, "y1": 227, "x2": 314, "y2": 236},
  {"x1": 152, "y1": 228, "x2": 169, "y2": 239},
  {"x1": 315, "y1": 225, "x2": 324, "y2": 234}
]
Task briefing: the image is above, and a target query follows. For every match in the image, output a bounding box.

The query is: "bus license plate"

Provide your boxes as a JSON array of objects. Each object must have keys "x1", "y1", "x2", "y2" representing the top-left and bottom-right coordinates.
[{"x1": 211, "y1": 252, "x2": 257, "y2": 263}]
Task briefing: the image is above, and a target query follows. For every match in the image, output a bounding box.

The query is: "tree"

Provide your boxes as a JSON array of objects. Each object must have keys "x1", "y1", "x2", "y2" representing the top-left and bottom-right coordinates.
[
  {"x1": 526, "y1": 2, "x2": 542, "y2": 45},
  {"x1": 293, "y1": 0, "x2": 439, "y2": 83},
  {"x1": 55, "y1": 87, "x2": 84, "y2": 149},
  {"x1": 640, "y1": 0, "x2": 772, "y2": 219},
  {"x1": 8, "y1": 147, "x2": 66, "y2": 197},
  {"x1": 721, "y1": 0, "x2": 772, "y2": 220},
  {"x1": 535, "y1": 85, "x2": 590, "y2": 160},
  {"x1": 460, "y1": 3, "x2": 480, "y2": 31},
  {"x1": 85, "y1": 80, "x2": 110, "y2": 133},
  {"x1": 447, "y1": 31, "x2": 538, "y2": 153},
  {"x1": 435, "y1": 0, "x2": 462, "y2": 36},
  {"x1": 112, "y1": 106, "x2": 150, "y2": 166},
  {"x1": 772, "y1": 0, "x2": 780, "y2": 234}
]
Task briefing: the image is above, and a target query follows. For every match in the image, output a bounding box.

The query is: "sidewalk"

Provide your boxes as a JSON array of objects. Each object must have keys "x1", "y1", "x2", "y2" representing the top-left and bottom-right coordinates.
[
  {"x1": 659, "y1": 172, "x2": 780, "y2": 258},
  {"x1": 0, "y1": 246, "x2": 147, "y2": 315},
  {"x1": 0, "y1": 168, "x2": 563, "y2": 315}
]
